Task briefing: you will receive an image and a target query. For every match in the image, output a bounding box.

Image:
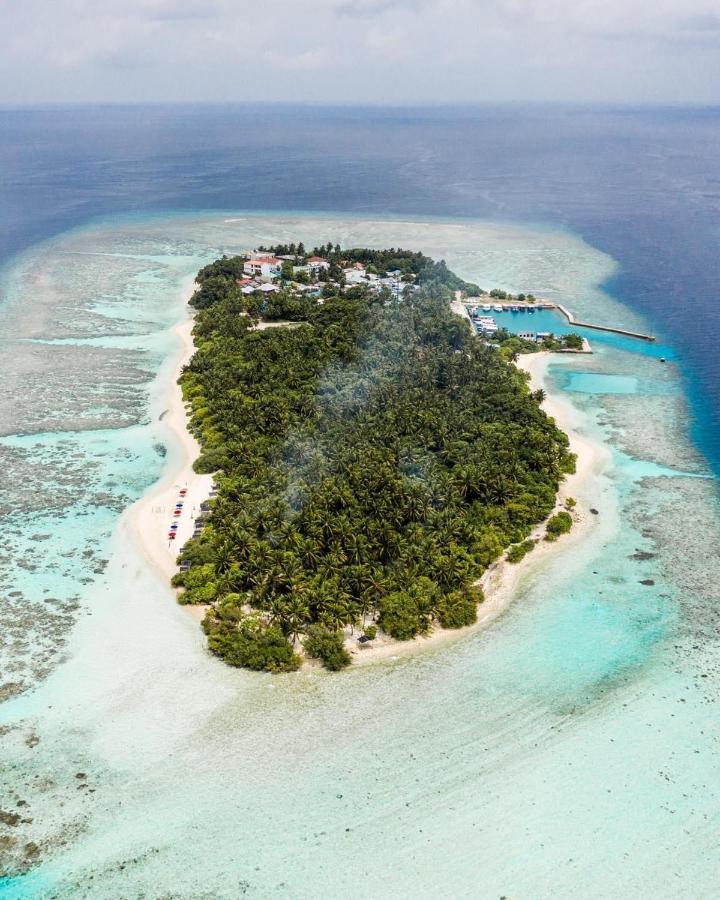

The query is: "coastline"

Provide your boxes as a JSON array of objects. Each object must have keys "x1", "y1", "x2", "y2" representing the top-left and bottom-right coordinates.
[
  {"x1": 128, "y1": 280, "x2": 608, "y2": 669},
  {"x1": 127, "y1": 285, "x2": 214, "y2": 608},
  {"x1": 127, "y1": 297, "x2": 302, "y2": 623}
]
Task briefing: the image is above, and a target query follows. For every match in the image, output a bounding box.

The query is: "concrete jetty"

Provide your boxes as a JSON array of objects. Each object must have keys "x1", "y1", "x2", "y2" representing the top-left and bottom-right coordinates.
[{"x1": 555, "y1": 303, "x2": 656, "y2": 342}]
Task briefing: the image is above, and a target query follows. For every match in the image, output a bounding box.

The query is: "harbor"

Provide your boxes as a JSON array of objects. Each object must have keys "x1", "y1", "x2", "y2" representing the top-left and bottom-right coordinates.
[{"x1": 463, "y1": 296, "x2": 656, "y2": 346}]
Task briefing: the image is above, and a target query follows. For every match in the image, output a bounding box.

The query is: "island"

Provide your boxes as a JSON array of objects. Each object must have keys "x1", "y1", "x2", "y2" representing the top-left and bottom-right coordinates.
[{"x1": 171, "y1": 244, "x2": 577, "y2": 672}]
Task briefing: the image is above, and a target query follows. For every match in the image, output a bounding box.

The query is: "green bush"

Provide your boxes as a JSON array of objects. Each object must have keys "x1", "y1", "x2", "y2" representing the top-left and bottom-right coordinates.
[
  {"x1": 545, "y1": 510, "x2": 573, "y2": 541},
  {"x1": 205, "y1": 617, "x2": 301, "y2": 672},
  {"x1": 378, "y1": 591, "x2": 427, "y2": 641},
  {"x1": 562, "y1": 333, "x2": 584, "y2": 350},
  {"x1": 436, "y1": 587, "x2": 481, "y2": 629},
  {"x1": 506, "y1": 539, "x2": 537, "y2": 564},
  {"x1": 362, "y1": 624, "x2": 377, "y2": 641},
  {"x1": 304, "y1": 625, "x2": 351, "y2": 671}
]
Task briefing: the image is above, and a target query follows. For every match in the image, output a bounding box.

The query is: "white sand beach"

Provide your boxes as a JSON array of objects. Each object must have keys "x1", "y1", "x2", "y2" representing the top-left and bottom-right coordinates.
[{"x1": 128, "y1": 290, "x2": 214, "y2": 590}]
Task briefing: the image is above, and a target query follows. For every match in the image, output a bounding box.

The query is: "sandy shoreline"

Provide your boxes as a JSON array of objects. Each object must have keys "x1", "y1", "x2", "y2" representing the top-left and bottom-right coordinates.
[
  {"x1": 127, "y1": 285, "x2": 214, "y2": 592},
  {"x1": 127, "y1": 282, "x2": 608, "y2": 670}
]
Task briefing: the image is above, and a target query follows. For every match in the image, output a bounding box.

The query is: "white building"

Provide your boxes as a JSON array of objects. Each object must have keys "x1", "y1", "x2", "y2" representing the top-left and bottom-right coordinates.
[
  {"x1": 243, "y1": 256, "x2": 282, "y2": 278},
  {"x1": 306, "y1": 256, "x2": 330, "y2": 272}
]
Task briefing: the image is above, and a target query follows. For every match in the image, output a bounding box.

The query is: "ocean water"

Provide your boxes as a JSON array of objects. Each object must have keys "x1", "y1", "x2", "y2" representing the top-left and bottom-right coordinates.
[{"x1": 0, "y1": 106, "x2": 719, "y2": 896}]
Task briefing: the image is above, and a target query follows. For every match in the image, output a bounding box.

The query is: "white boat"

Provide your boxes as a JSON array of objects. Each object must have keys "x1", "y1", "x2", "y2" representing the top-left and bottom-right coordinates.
[{"x1": 493, "y1": 305, "x2": 503, "y2": 312}]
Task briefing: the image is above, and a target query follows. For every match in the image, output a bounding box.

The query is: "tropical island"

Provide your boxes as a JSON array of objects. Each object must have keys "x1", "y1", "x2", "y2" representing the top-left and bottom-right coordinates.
[{"x1": 172, "y1": 244, "x2": 577, "y2": 672}]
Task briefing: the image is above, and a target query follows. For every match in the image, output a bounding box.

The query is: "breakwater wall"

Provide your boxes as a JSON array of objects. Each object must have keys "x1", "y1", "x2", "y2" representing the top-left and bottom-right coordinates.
[{"x1": 555, "y1": 303, "x2": 656, "y2": 342}]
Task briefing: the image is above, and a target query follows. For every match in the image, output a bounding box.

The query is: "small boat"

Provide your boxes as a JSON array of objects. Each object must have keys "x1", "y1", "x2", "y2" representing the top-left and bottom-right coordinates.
[
  {"x1": 510, "y1": 305, "x2": 519, "y2": 312},
  {"x1": 482, "y1": 304, "x2": 492, "y2": 311},
  {"x1": 493, "y1": 305, "x2": 503, "y2": 312}
]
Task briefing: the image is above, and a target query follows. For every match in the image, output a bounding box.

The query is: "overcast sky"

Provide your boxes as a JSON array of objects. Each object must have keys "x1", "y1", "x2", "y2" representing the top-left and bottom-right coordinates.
[{"x1": 2, "y1": 0, "x2": 720, "y2": 105}]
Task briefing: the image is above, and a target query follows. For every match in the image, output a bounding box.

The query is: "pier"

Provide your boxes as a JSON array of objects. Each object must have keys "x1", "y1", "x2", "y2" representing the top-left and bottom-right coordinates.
[{"x1": 555, "y1": 303, "x2": 656, "y2": 342}]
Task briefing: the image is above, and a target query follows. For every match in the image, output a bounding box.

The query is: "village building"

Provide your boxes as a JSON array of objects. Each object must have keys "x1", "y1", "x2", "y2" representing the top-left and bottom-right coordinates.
[
  {"x1": 306, "y1": 256, "x2": 330, "y2": 271},
  {"x1": 343, "y1": 267, "x2": 366, "y2": 284},
  {"x1": 243, "y1": 256, "x2": 282, "y2": 278}
]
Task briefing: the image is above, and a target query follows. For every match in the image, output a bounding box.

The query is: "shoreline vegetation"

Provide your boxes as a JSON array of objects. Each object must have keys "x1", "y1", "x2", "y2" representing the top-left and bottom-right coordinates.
[{"x1": 148, "y1": 245, "x2": 591, "y2": 672}]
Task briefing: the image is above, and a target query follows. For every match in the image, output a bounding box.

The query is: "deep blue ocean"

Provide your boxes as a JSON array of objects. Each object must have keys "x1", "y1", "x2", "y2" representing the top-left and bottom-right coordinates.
[{"x1": 2, "y1": 104, "x2": 720, "y2": 466}]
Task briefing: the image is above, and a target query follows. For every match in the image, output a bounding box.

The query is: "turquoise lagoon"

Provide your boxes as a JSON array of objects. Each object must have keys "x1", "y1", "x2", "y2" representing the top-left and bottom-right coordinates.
[{"x1": 1, "y1": 213, "x2": 719, "y2": 897}]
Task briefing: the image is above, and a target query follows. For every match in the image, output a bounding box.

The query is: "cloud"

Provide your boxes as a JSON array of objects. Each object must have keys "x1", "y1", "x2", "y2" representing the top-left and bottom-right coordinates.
[
  {"x1": 333, "y1": 0, "x2": 426, "y2": 18},
  {"x1": 264, "y1": 47, "x2": 340, "y2": 71},
  {"x1": 0, "y1": 0, "x2": 718, "y2": 104}
]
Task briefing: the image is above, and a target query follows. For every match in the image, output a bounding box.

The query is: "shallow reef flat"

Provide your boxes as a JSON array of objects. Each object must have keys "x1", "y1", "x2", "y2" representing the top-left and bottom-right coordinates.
[{"x1": 1, "y1": 213, "x2": 720, "y2": 897}]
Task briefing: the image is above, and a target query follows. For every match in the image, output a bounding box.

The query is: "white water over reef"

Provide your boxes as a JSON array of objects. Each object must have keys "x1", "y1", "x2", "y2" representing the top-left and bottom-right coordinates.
[{"x1": 1, "y1": 213, "x2": 719, "y2": 897}]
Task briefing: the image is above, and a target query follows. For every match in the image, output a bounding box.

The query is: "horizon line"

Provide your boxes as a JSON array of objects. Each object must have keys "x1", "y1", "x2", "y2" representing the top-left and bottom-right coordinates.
[{"x1": 2, "y1": 99, "x2": 720, "y2": 113}]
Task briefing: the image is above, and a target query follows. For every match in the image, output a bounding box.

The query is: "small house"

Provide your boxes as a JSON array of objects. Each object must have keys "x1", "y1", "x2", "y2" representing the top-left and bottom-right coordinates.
[
  {"x1": 306, "y1": 256, "x2": 330, "y2": 271},
  {"x1": 243, "y1": 256, "x2": 282, "y2": 278}
]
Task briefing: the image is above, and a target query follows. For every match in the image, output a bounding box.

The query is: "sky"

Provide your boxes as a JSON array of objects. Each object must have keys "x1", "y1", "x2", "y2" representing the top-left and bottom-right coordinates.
[{"x1": 1, "y1": 0, "x2": 720, "y2": 105}]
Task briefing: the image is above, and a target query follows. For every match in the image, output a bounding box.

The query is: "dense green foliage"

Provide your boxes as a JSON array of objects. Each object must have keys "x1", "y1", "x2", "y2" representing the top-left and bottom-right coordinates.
[
  {"x1": 545, "y1": 510, "x2": 573, "y2": 541},
  {"x1": 203, "y1": 614, "x2": 301, "y2": 672},
  {"x1": 176, "y1": 247, "x2": 575, "y2": 671},
  {"x1": 304, "y1": 625, "x2": 352, "y2": 670},
  {"x1": 506, "y1": 539, "x2": 537, "y2": 564}
]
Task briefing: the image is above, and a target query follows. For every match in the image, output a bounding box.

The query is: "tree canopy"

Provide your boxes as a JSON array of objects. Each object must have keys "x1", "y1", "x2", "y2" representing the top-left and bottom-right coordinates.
[{"x1": 174, "y1": 247, "x2": 575, "y2": 671}]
